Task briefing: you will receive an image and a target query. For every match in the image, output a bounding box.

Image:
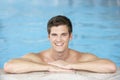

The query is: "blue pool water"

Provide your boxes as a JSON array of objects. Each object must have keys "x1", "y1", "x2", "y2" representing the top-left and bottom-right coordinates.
[{"x1": 0, "y1": 0, "x2": 120, "y2": 68}]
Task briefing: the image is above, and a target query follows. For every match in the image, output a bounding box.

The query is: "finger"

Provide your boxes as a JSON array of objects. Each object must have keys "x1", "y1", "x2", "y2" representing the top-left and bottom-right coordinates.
[{"x1": 49, "y1": 69, "x2": 74, "y2": 72}]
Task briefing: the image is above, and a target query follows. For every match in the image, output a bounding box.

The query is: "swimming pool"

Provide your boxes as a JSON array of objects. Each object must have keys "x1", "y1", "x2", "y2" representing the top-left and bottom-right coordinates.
[{"x1": 0, "y1": 0, "x2": 120, "y2": 68}]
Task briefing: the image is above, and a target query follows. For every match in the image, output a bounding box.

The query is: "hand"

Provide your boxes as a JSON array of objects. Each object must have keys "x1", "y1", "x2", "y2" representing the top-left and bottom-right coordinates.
[
  {"x1": 48, "y1": 60, "x2": 72, "y2": 69},
  {"x1": 48, "y1": 65, "x2": 74, "y2": 72}
]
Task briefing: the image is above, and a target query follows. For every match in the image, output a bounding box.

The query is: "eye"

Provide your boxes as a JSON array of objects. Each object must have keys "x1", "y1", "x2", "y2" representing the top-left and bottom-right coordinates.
[
  {"x1": 62, "y1": 33, "x2": 68, "y2": 36},
  {"x1": 51, "y1": 33, "x2": 57, "y2": 36}
]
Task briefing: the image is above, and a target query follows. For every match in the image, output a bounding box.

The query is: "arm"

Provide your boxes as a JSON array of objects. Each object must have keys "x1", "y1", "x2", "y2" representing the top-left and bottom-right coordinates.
[
  {"x1": 70, "y1": 59, "x2": 117, "y2": 73},
  {"x1": 4, "y1": 53, "x2": 71, "y2": 73},
  {"x1": 4, "y1": 58, "x2": 49, "y2": 73},
  {"x1": 49, "y1": 54, "x2": 117, "y2": 73},
  {"x1": 71, "y1": 54, "x2": 117, "y2": 73}
]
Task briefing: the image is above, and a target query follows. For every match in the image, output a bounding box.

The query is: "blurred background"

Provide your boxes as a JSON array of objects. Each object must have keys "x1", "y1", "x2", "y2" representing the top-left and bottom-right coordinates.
[{"x1": 0, "y1": 0, "x2": 120, "y2": 68}]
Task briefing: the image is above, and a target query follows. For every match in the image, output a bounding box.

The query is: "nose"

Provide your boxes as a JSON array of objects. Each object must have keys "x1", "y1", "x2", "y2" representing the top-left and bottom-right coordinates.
[{"x1": 56, "y1": 36, "x2": 62, "y2": 42}]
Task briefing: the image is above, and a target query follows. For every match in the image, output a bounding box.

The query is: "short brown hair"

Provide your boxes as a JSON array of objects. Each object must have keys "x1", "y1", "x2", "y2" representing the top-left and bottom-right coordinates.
[{"x1": 47, "y1": 15, "x2": 72, "y2": 34}]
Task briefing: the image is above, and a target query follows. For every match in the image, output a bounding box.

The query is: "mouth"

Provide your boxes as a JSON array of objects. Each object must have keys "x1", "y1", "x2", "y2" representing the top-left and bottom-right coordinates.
[{"x1": 55, "y1": 43, "x2": 64, "y2": 47}]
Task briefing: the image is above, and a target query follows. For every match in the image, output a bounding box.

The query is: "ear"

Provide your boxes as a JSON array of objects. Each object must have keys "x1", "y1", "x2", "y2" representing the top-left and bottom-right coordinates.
[
  {"x1": 48, "y1": 34, "x2": 50, "y2": 40},
  {"x1": 69, "y1": 33, "x2": 72, "y2": 40}
]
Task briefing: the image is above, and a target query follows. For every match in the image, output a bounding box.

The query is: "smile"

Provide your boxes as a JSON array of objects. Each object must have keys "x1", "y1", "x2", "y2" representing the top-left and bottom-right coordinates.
[{"x1": 55, "y1": 43, "x2": 64, "y2": 46}]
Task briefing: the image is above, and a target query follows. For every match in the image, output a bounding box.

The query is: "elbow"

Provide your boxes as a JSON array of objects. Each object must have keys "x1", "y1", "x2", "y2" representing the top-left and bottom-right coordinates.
[
  {"x1": 104, "y1": 61, "x2": 117, "y2": 73},
  {"x1": 4, "y1": 60, "x2": 18, "y2": 73},
  {"x1": 99, "y1": 59, "x2": 117, "y2": 73},
  {"x1": 4, "y1": 62, "x2": 13, "y2": 73},
  {"x1": 108, "y1": 63, "x2": 117, "y2": 73}
]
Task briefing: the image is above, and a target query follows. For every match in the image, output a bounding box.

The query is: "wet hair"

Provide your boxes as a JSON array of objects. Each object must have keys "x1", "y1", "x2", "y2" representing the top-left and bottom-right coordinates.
[{"x1": 47, "y1": 15, "x2": 72, "y2": 34}]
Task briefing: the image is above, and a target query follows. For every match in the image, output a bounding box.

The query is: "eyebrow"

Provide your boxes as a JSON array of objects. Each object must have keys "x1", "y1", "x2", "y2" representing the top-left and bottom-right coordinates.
[
  {"x1": 51, "y1": 32, "x2": 69, "y2": 35},
  {"x1": 62, "y1": 33, "x2": 68, "y2": 35},
  {"x1": 51, "y1": 33, "x2": 57, "y2": 35}
]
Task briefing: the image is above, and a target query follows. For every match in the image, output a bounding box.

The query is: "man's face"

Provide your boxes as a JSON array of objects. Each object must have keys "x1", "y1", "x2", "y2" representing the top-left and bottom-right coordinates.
[{"x1": 48, "y1": 25, "x2": 72, "y2": 53}]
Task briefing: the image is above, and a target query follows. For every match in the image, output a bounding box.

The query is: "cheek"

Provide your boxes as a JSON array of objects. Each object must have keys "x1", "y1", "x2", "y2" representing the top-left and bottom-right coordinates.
[
  {"x1": 49, "y1": 36, "x2": 54, "y2": 41},
  {"x1": 63, "y1": 38, "x2": 70, "y2": 43},
  {"x1": 49, "y1": 38, "x2": 56, "y2": 43}
]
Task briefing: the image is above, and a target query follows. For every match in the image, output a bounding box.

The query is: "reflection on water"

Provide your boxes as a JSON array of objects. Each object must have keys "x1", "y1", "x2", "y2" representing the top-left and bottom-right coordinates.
[{"x1": 0, "y1": 0, "x2": 120, "y2": 68}]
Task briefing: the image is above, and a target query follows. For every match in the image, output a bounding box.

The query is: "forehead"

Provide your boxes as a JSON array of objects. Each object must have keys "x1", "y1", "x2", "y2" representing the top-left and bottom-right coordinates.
[{"x1": 50, "y1": 25, "x2": 69, "y2": 33}]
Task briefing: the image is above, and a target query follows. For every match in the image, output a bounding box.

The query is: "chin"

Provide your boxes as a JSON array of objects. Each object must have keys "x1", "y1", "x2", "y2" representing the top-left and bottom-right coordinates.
[
  {"x1": 57, "y1": 50, "x2": 64, "y2": 53},
  {"x1": 55, "y1": 49, "x2": 64, "y2": 53}
]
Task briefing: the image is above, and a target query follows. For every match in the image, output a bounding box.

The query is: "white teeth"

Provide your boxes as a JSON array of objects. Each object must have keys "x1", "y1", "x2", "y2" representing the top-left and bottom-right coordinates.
[{"x1": 56, "y1": 43, "x2": 63, "y2": 46}]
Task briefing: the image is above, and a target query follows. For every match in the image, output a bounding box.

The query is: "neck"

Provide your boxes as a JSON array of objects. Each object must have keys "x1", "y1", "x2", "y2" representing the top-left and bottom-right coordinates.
[{"x1": 50, "y1": 48, "x2": 70, "y2": 60}]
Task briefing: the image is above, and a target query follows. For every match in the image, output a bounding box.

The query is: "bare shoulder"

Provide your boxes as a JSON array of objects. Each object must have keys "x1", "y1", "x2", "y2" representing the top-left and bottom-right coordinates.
[
  {"x1": 22, "y1": 51, "x2": 47, "y2": 63},
  {"x1": 22, "y1": 49, "x2": 48, "y2": 58},
  {"x1": 37, "y1": 49, "x2": 50, "y2": 58},
  {"x1": 80, "y1": 52, "x2": 99, "y2": 62},
  {"x1": 22, "y1": 52, "x2": 40, "y2": 58},
  {"x1": 70, "y1": 49, "x2": 99, "y2": 62}
]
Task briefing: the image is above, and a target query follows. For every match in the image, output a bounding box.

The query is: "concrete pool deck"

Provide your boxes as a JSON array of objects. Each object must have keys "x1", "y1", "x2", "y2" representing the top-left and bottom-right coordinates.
[{"x1": 0, "y1": 67, "x2": 120, "y2": 80}]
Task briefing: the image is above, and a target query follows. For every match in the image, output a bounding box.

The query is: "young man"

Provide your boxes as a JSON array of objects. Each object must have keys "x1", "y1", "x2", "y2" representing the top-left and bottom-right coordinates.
[{"x1": 4, "y1": 15, "x2": 116, "y2": 73}]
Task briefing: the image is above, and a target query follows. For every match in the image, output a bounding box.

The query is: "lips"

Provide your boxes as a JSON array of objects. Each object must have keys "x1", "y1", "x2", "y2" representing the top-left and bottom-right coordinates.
[{"x1": 55, "y1": 43, "x2": 64, "y2": 46}]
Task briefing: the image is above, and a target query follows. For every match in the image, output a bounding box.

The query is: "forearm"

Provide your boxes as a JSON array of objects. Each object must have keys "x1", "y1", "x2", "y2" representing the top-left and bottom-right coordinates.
[
  {"x1": 4, "y1": 59, "x2": 49, "y2": 73},
  {"x1": 70, "y1": 59, "x2": 116, "y2": 73}
]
